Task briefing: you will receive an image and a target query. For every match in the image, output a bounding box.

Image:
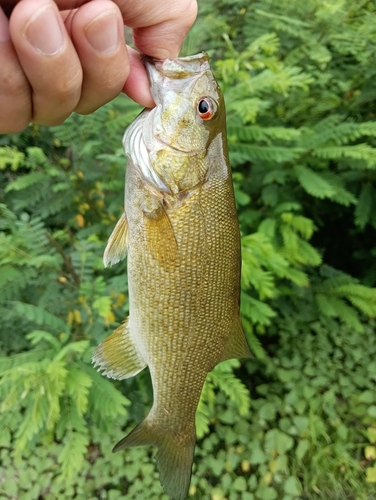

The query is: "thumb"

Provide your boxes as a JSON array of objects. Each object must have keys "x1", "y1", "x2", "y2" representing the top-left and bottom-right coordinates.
[{"x1": 131, "y1": 0, "x2": 198, "y2": 59}]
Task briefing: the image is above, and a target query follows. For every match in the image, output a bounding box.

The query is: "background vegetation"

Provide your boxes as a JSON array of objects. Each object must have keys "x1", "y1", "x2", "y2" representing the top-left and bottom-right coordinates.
[{"x1": 1, "y1": 0, "x2": 376, "y2": 498}]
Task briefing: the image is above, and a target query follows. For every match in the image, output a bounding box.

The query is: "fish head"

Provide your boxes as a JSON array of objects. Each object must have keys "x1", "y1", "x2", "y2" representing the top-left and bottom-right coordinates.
[
  {"x1": 145, "y1": 53, "x2": 223, "y2": 153},
  {"x1": 124, "y1": 53, "x2": 226, "y2": 195}
]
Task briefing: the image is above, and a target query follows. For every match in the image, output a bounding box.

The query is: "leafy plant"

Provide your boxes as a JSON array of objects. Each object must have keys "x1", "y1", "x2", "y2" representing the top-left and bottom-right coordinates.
[{"x1": 1, "y1": 0, "x2": 376, "y2": 497}]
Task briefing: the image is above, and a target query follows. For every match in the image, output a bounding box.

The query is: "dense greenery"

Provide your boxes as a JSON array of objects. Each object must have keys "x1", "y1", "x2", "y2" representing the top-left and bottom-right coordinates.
[{"x1": 1, "y1": 0, "x2": 376, "y2": 498}]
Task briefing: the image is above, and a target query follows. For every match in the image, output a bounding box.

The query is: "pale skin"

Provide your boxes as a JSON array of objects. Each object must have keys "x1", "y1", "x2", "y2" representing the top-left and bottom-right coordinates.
[{"x1": 0, "y1": 0, "x2": 198, "y2": 133}]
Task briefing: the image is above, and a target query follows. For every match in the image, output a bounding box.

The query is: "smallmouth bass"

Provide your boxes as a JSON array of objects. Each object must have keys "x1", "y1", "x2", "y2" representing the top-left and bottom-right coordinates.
[{"x1": 93, "y1": 52, "x2": 251, "y2": 500}]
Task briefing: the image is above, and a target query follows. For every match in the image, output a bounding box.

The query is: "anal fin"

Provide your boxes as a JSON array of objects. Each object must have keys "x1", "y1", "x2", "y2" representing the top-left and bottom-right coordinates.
[
  {"x1": 220, "y1": 319, "x2": 252, "y2": 363},
  {"x1": 103, "y1": 213, "x2": 128, "y2": 268},
  {"x1": 92, "y1": 318, "x2": 146, "y2": 380}
]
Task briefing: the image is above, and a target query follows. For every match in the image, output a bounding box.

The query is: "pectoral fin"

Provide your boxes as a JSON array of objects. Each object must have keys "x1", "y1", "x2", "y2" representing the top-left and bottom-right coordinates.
[
  {"x1": 103, "y1": 213, "x2": 128, "y2": 268},
  {"x1": 92, "y1": 318, "x2": 146, "y2": 380},
  {"x1": 144, "y1": 206, "x2": 178, "y2": 270},
  {"x1": 220, "y1": 319, "x2": 252, "y2": 362}
]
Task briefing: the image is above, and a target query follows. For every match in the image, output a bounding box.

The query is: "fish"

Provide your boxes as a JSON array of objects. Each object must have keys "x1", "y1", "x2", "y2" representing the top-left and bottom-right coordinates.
[{"x1": 92, "y1": 52, "x2": 251, "y2": 500}]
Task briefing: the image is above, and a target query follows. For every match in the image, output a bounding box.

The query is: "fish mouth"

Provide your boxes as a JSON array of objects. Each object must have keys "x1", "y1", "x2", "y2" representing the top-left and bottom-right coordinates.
[
  {"x1": 143, "y1": 52, "x2": 210, "y2": 84},
  {"x1": 155, "y1": 134, "x2": 205, "y2": 156}
]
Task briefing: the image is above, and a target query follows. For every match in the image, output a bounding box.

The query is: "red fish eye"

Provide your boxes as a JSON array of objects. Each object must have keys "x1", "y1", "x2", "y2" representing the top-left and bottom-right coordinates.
[{"x1": 197, "y1": 98, "x2": 215, "y2": 120}]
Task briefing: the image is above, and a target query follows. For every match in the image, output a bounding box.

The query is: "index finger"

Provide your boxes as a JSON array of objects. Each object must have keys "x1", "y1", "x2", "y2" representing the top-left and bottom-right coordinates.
[{"x1": 3, "y1": 0, "x2": 198, "y2": 58}]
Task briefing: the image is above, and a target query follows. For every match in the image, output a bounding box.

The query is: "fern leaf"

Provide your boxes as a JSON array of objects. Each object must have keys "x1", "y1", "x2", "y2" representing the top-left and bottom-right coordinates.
[
  {"x1": 285, "y1": 268, "x2": 309, "y2": 286},
  {"x1": 313, "y1": 143, "x2": 376, "y2": 167},
  {"x1": 316, "y1": 295, "x2": 363, "y2": 332},
  {"x1": 280, "y1": 212, "x2": 316, "y2": 240},
  {"x1": 196, "y1": 380, "x2": 214, "y2": 439},
  {"x1": 10, "y1": 301, "x2": 66, "y2": 332},
  {"x1": 294, "y1": 165, "x2": 336, "y2": 199},
  {"x1": 241, "y1": 292, "x2": 276, "y2": 326},
  {"x1": 228, "y1": 125, "x2": 300, "y2": 143},
  {"x1": 233, "y1": 144, "x2": 302, "y2": 163},
  {"x1": 355, "y1": 183, "x2": 374, "y2": 229},
  {"x1": 59, "y1": 429, "x2": 89, "y2": 477},
  {"x1": 25, "y1": 146, "x2": 47, "y2": 166},
  {"x1": 209, "y1": 363, "x2": 251, "y2": 416},
  {"x1": 54, "y1": 341, "x2": 90, "y2": 362},
  {"x1": 85, "y1": 365, "x2": 129, "y2": 420},
  {"x1": 294, "y1": 239, "x2": 322, "y2": 266},
  {"x1": 332, "y1": 284, "x2": 376, "y2": 300},
  {"x1": 0, "y1": 146, "x2": 25, "y2": 170},
  {"x1": 263, "y1": 169, "x2": 288, "y2": 185},
  {"x1": 45, "y1": 360, "x2": 68, "y2": 429},
  {"x1": 5, "y1": 172, "x2": 47, "y2": 192},
  {"x1": 280, "y1": 224, "x2": 299, "y2": 253},
  {"x1": 242, "y1": 317, "x2": 266, "y2": 360},
  {"x1": 348, "y1": 296, "x2": 376, "y2": 317},
  {"x1": 26, "y1": 330, "x2": 61, "y2": 350},
  {"x1": 65, "y1": 366, "x2": 92, "y2": 416},
  {"x1": 316, "y1": 293, "x2": 338, "y2": 317}
]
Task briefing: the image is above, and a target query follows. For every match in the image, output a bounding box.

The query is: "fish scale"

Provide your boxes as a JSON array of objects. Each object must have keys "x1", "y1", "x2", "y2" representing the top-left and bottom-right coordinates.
[{"x1": 93, "y1": 53, "x2": 251, "y2": 500}]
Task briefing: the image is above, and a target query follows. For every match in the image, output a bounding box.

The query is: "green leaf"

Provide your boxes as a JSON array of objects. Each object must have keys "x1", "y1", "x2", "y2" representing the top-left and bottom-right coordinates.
[
  {"x1": 296, "y1": 439, "x2": 310, "y2": 461},
  {"x1": 233, "y1": 476, "x2": 247, "y2": 492},
  {"x1": 284, "y1": 476, "x2": 302, "y2": 495},
  {"x1": 259, "y1": 402, "x2": 277, "y2": 421},
  {"x1": 294, "y1": 165, "x2": 336, "y2": 199},
  {"x1": 265, "y1": 429, "x2": 294, "y2": 455},
  {"x1": 366, "y1": 466, "x2": 376, "y2": 483},
  {"x1": 355, "y1": 183, "x2": 375, "y2": 229},
  {"x1": 26, "y1": 330, "x2": 61, "y2": 350},
  {"x1": 249, "y1": 442, "x2": 267, "y2": 465},
  {"x1": 11, "y1": 302, "x2": 66, "y2": 332},
  {"x1": 367, "y1": 406, "x2": 376, "y2": 418},
  {"x1": 367, "y1": 428, "x2": 376, "y2": 444},
  {"x1": 58, "y1": 430, "x2": 89, "y2": 477}
]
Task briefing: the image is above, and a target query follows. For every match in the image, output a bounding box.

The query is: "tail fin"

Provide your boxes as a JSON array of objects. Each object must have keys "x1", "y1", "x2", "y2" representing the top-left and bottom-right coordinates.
[{"x1": 113, "y1": 418, "x2": 195, "y2": 500}]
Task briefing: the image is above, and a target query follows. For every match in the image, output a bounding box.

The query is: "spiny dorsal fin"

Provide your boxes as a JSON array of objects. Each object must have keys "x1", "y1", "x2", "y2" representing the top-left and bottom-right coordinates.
[
  {"x1": 220, "y1": 319, "x2": 252, "y2": 363},
  {"x1": 92, "y1": 318, "x2": 146, "y2": 380},
  {"x1": 103, "y1": 213, "x2": 128, "y2": 268}
]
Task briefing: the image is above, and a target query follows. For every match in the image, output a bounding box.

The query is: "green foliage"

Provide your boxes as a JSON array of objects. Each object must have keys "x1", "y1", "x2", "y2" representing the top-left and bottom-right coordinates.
[
  {"x1": 2, "y1": 0, "x2": 376, "y2": 497},
  {"x1": 1, "y1": 318, "x2": 375, "y2": 499}
]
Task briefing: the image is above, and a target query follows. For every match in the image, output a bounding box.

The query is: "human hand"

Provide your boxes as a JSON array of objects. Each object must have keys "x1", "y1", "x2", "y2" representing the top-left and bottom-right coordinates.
[{"x1": 0, "y1": 0, "x2": 197, "y2": 133}]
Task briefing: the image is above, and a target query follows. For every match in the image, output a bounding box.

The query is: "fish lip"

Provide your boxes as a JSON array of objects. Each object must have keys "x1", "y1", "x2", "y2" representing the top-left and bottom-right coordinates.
[{"x1": 143, "y1": 52, "x2": 210, "y2": 84}]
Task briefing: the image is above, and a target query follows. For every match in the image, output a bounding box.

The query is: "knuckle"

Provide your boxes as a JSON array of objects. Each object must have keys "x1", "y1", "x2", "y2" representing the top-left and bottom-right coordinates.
[
  {"x1": 32, "y1": 68, "x2": 82, "y2": 125},
  {"x1": 0, "y1": 92, "x2": 32, "y2": 134},
  {"x1": 47, "y1": 69, "x2": 82, "y2": 104},
  {"x1": 75, "y1": 66, "x2": 128, "y2": 114},
  {"x1": 100, "y1": 66, "x2": 129, "y2": 93},
  {"x1": 182, "y1": 0, "x2": 198, "y2": 26},
  {"x1": 0, "y1": 67, "x2": 29, "y2": 98}
]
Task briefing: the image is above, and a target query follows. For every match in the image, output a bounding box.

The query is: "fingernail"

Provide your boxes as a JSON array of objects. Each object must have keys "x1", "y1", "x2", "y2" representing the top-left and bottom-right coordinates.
[
  {"x1": 85, "y1": 12, "x2": 119, "y2": 54},
  {"x1": 24, "y1": 6, "x2": 64, "y2": 55},
  {"x1": 0, "y1": 7, "x2": 10, "y2": 43}
]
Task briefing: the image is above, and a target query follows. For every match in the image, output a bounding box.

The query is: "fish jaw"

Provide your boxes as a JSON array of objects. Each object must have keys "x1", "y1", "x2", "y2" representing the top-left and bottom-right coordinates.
[{"x1": 143, "y1": 52, "x2": 210, "y2": 102}]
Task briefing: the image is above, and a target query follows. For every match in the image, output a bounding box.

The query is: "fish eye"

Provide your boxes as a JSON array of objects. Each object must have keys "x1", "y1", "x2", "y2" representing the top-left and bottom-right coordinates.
[{"x1": 197, "y1": 97, "x2": 215, "y2": 120}]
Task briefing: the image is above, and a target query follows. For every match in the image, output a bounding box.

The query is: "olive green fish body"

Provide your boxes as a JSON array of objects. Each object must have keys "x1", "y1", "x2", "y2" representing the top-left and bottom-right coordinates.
[{"x1": 93, "y1": 53, "x2": 251, "y2": 500}]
